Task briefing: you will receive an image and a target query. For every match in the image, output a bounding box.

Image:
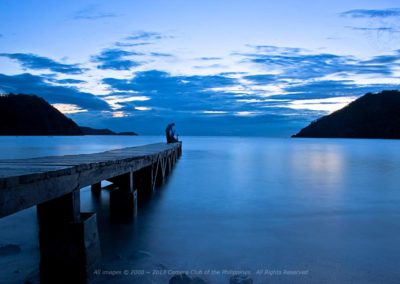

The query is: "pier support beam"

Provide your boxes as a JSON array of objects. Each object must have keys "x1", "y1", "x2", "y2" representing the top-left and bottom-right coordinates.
[
  {"x1": 37, "y1": 190, "x2": 101, "y2": 284},
  {"x1": 151, "y1": 149, "x2": 180, "y2": 190},
  {"x1": 154, "y1": 155, "x2": 167, "y2": 187},
  {"x1": 109, "y1": 171, "x2": 137, "y2": 220}
]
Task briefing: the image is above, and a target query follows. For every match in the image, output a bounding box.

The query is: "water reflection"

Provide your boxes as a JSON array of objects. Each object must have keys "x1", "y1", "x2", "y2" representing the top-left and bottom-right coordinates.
[
  {"x1": 289, "y1": 143, "x2": 345, "y2": 190},
  {"x1": 0, "y1": 137, "x2": 400, "y2": 284}
]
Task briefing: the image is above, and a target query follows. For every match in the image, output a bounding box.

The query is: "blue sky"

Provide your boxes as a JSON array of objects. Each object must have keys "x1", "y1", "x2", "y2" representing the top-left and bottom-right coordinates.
[{"x1": 0, "y1": 0, "x2": 400, "y2": 136}]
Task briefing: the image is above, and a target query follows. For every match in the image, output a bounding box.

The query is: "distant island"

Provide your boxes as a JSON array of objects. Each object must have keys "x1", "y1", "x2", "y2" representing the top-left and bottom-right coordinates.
[
  {"x1": 292, "y1": 90, "x2": 400, "y2": 139},
  {"x1": 0, "y1": 94, "x2": 137, "y2": 136},
  {"x1": 80, "y1": 126, "x2": 137, "y2": 136}
]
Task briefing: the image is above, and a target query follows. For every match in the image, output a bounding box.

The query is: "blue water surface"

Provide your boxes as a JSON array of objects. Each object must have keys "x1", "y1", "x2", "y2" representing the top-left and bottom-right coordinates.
[{"x1": 0, "y1": 136, "x2": 399, "y2": 284}]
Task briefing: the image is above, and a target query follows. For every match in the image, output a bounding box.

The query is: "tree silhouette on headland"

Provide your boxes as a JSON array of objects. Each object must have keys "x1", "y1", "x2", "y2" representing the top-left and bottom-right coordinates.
[
  {"x1": 292, "y1": 90, "x2": 400, "y2": 139},
  {"x1": 0, "y1": 93, "x2": 82, "y2": 135}
]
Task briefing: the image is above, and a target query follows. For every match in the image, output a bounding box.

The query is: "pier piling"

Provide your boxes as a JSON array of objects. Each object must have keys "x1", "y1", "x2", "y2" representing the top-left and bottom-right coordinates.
[{"x1": 37, "y1": 190, "x2": 101, "y2": 284}]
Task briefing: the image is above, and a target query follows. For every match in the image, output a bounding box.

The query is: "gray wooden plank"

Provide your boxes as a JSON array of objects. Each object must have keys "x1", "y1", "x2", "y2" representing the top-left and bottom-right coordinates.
[
  {"x1": 0, "y1": 164, "x2": 73, "y2": 178},
  {"x1": 0, "y1": 142, "x2": 181, "y2": 218},
  {"x1": 0, "y1": 143, "x2": 176, "y2": 166}
]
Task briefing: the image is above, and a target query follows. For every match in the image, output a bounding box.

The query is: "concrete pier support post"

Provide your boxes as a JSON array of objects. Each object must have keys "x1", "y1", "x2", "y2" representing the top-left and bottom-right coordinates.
[
  {"x1": 37, "y1": 190, "x2": 101, "y2": 284},
  {"x1": 109, "y1": 171, "x2": 137, "y2": 219},
  {"x1": 133, "y1": 166, "x2": 154, "y2": 202},
  {"x1": 91, "y1": 182, "x2": 102, "y2": 195}
]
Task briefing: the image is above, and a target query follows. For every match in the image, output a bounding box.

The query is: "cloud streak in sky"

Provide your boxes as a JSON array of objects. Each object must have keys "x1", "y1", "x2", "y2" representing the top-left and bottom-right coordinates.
[
  {"x1": 340, "y1": 8, "x2": 400, "y2": 18},
  {"x1": 114, "y1": 42, "x2": 153, "y2": 47},
  {"x1": 91, "y1": 48, "x2": 142, "y2": 70},
  {"x1": 125, "y1": 31, "x2": 166, "y2": 41},
  {"x1": 73, "y1": 5, "x2": 119, "y2": 20},
  {"x1": 0, "y1": 73, "x2": 110, "y2": 111},
  {"x1": 0, "y1": 53, "x2": 85, "y2": 74},
  {"x1": 346, "y1": 26, "x2": 400, "y2": 33},
  {"x1": 102, "y1": 70, "x2": 241, "y2": 114},
  {"x1": 239, "y1": 46, "x2": 396, "y2": 80}
]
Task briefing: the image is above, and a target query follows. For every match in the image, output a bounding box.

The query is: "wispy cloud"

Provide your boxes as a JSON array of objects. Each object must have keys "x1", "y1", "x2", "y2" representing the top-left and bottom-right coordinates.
[
  {"x1": 102, "y1": 70, "x2": 240, "y2": 113},
  {"x1": 194, "y1": 64, "x2": 224, "y2": 69},
  {"x1": 247, "y1": 45, "x2": 306, "y2": 54},
  {"x1": 269, "y1": 80, "x2": 399, "y2": 101},
  {"x1": 52, "y1": 103, "x2": 88, "y2": 114},
  {"x1": 149, "y1": 52, "x2": 174, "y2": 57},
  {"x1": 242, "y1": 74, "x2": 277, "y2": 85},
  {"x1": 99, "y1": 68, "x2": 372, "y2": 124},
  {"x1": 286, "y1": 96, "x2": 358, "y2": 112},
  {"x1": 40, "y1": 76, "x2": 86, "y2": 85},
  {"x1": 103, "y1": 94, "x2": 150, "y2": 110},
  {"x1": 340, "y1": 8, "x2": 400, "y2": 18},
  {"x1": 0, "y1": 73, "x2": 110, "y2": 110},
  {"x1": 116, "y1": 31, "x2": 173, "y2": 51},
  {"x1": 125, "y1": 31, "x2": 165, "y2": 41},
  {"x1": 197, "y1": 57, "x2": 222, "y2": 61},
  {"x1": 346, "y1": 26, "x2": 400, "y2": 33},
  {"x1": 114, "y1": 42, "x2": 152, "y2": 47},
  {"x1": 91, "y1": 48, "x2": 142, "y2": 70},
  {"x1": 339, "y1": 8, "x2": 400, "y2": 44},
  {"x1": 239, "y1": 45, "x2": 397, "y2": 80},
  {"x1": 73, "y1": 5, "x2": 119, "y2": 20},
  {"x1": 0, "y1": 53, "x2": 85, "y2": 74},
  {"x1": 97, "y1": 45, "x2": 400, "y2": 120},
  {"x1": 360, "y1": 51, "x2": 400, "y2": 64},
  {"x1": 54, "y1": 78, "x2": 86, "y2": 84}
]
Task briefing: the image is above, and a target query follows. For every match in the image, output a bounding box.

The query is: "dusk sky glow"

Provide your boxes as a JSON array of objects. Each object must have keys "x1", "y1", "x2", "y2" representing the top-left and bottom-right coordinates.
[{"x1": 1, "y1": 0, "x2": 400, "y2": 136}]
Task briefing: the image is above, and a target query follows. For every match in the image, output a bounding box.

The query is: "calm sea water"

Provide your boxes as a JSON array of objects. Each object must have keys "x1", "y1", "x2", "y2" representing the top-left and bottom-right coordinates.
[{"x1": 0, "y1": 136, "x2": 400, "y2": 284}]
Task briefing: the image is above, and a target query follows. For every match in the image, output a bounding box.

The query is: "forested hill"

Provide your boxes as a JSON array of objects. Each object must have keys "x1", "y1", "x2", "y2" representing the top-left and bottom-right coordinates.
[
  {"x1": 0, "y1": 94, "x2": 82, "y2": 135},
  {"x1": 292, "y1": 90, "x2": 400, "y2": 139}
]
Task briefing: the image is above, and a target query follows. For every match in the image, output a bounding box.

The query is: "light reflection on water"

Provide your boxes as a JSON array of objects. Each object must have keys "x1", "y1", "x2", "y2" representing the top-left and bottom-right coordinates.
[{"x1": 0, "y1": 136, "x2": 400, "y2": 284}]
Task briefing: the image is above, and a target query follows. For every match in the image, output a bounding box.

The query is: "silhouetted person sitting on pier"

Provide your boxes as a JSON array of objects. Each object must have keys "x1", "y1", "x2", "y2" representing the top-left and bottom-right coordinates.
[{"x1": 166, "y1": 123, "x2": 179, "y2": 143}]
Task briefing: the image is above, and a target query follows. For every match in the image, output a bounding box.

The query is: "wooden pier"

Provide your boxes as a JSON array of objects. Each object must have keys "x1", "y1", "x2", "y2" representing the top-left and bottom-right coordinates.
[{"x1": 0, "y1": 142, "x2": 182, "y2": 284}]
